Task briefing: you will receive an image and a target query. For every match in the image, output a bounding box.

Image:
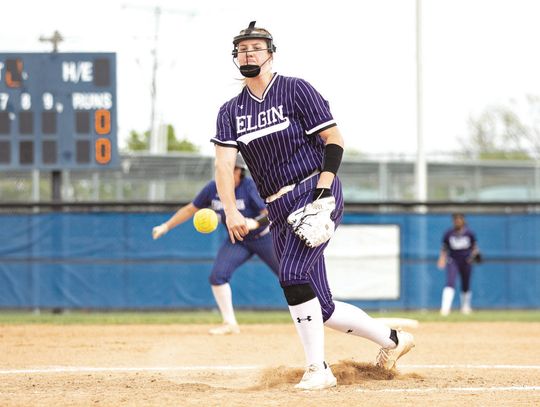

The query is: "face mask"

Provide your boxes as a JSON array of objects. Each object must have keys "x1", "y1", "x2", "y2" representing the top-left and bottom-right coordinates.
[
  {"x1": 239, "y1": 64, "x2": 261, "y2": 78},
  {"x1": 235, "y1": 55, "x2": 272, "y2": 78}
]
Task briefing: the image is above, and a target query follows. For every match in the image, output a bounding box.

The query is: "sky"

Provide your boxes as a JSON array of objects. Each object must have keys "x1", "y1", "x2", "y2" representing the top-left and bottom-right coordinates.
[{"x1": 2, "y1": 0, "x2": 540, "y2": 158}]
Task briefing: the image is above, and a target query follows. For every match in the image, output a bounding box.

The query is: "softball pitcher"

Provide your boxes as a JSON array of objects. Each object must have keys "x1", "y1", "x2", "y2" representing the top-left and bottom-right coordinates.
[
  {"x1": 152, "y1": 156, "x2": 279, "y2": 335},
  {"x1": 212, "y1": 21, "x2": 415, "y2": 389}
]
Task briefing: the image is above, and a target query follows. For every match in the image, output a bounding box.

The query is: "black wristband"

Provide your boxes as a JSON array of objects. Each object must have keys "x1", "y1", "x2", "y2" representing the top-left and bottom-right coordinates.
[
  {"x1": 313, "y1": 187, "x2": 332, "y2": 201},
  {"x1": 254, "y1": 213, "x2": 270, "y2": 226},
  {"x1": 322, "y1": 143, "x2": 344, "y2": 175}
]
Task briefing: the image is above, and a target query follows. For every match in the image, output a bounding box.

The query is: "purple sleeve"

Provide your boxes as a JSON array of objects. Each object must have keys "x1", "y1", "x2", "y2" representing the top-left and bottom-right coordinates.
[
  {"x1": 294, "y1": 78, "x2": 336, "y2": 135},
  {"x1": 211, "y1": 103, "x2": 239, "y2": 149},
  {"x1": 192, "y1": 181, "x2": 215, "y2": 209},
  {"x1": 442, "y1": 230, "x2": 450, "y2": 249}
]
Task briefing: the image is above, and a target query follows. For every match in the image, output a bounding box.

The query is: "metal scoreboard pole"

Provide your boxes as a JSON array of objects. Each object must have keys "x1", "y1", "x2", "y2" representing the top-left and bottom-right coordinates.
[
  {"x1": 40, "y1": 31, "x2": 64, "y2": 202},
  {"x1": 51, "y1": 171, "x2": 62, "y2": 202}
]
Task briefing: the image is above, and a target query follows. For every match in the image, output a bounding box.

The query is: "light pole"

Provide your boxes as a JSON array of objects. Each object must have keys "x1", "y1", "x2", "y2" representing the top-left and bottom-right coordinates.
[
  {"x1": 122, "y1": 4, "x2": 196, "y2": 155},
  {"x1": 39, "y1": 30, "x2": 64, "y2": 53},
  {"x1": 415, "y1": 0, "x2": 427, "y2": 203}
]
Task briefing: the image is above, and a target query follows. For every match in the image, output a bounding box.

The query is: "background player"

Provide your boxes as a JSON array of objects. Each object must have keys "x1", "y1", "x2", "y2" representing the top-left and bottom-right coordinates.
[
  {"x1": 211, "y1": 21, "x2": 415, "y2": 389},
  {"x1": 152, "y1": 156, "x2": 279, "y2": 334},
  {"x1": 437, "y1": 213, "x2": 480, "y2": 316}
]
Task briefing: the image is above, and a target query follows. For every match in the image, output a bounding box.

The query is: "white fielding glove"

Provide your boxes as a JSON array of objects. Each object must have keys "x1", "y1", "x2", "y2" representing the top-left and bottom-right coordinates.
[
  {"x1": 287, "y1": 196, "x2": 336, "y2": 248},
  {"x1": 152, "y1": 223, "x2": 169, "y2": 240},
  {"x1": 245, "y1": 218, "x2": 259, "y2": 231}
]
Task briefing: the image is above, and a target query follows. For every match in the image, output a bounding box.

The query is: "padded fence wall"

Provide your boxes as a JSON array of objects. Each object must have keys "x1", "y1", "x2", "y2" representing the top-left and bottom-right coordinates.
[{"x1": 0, "y1": 211, "x2": 539, "y2": 309}]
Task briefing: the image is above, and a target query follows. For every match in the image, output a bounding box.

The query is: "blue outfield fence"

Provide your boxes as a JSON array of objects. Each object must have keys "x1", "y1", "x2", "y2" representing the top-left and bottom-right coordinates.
[{"x1": 0, "y1": 205, "x2": 539, "y2": 310}]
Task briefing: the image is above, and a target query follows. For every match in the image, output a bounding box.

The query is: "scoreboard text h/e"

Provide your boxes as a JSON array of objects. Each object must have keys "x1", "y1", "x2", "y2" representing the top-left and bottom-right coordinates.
[{"x1": 0, "y1": 53, "x2": 118, "y2": 170}]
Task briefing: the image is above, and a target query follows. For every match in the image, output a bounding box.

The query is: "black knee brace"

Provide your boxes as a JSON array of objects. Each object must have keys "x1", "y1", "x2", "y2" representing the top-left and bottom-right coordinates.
[{"x1": 282, "y1": 283, "x2": 316, "y2": 306}]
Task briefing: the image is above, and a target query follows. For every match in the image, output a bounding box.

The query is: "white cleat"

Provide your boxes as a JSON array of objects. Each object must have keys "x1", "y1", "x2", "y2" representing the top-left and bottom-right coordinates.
[
  {"x1": 376, "y1": 331, "x2": 415, "y2": 370},
  {"x1": 208, "y1": 323, "x2": 240, "y2": 335},
  {"x1": 294, "y1": 363, "x2": 337, "y2": 390},
  {"x1": 461, "y1": 305, "x2": 472, "y2": 315}
]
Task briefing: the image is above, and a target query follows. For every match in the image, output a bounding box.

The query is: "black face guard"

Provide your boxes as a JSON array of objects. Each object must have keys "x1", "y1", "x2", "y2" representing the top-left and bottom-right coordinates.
[{"x1": 232, "y1": 52, "x2": 273, "y2": 78}]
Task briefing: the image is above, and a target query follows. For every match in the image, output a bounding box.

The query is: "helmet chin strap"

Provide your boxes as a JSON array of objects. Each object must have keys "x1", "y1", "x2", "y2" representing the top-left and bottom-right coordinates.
[{"x1": 233, "y1": 55, "x2": 273, "y2": 78}]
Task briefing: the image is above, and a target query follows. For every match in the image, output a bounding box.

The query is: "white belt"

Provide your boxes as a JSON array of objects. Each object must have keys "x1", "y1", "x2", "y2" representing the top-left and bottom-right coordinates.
[
  {"x1": 265, "y1": 171, "x2": 320, "y2": 203},
  {"x1": 256, "y1": 227, "x2": 270, "y2": 238},
  {"x1": 266, "y1": 184, "x2": 295, "y2": 203}
]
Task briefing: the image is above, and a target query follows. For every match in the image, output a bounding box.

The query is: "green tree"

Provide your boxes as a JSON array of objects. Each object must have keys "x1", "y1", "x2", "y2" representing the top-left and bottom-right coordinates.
[
  {"x1": 123, "y1": 125, "x2": 200, "y2": 152},
  {"x1": 461, "y1": 95, "x2": 540, "y2": 160},
  {"x1": 125, "y1": 130, "x2": 150, "y2": 151},
  {"x1": 166, "y1": 125, "x2": 199, "y2": 152}
]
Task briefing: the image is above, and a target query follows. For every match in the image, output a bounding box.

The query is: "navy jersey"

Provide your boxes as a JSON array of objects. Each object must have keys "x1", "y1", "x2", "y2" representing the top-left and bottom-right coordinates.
[
  {"x1": 192, "y1": 177, "x2": 267, "y2": 239},
  {"x1": 442, "y1": 227, "x2": 477, "y2": 259},
  {"x1": 211, "y1": 74, "x2": 336, "y2": 198}
]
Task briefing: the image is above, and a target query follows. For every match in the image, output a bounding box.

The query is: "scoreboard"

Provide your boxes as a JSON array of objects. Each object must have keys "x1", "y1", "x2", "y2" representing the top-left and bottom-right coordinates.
[{"x1": 0, "y1": 52, "x2": 118, "y2": 170}]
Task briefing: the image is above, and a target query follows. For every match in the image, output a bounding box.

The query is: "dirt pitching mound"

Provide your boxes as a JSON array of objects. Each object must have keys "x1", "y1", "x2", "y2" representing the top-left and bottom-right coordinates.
[
  {"x1": 333, "y1": 360, "x2": 425, "y2": 383},
  {"x1": 249, "y1": 360, "x2": 418, "y2": 389},
  {"x1": 331, "y1": 360, "x2": 397, "y2": 383},
  {"x1": 175, "y1": 383, "x2": 215, "y2": 392},
  {"x1": 249, "y1": 366, "x2": 305, "y2": 390}
]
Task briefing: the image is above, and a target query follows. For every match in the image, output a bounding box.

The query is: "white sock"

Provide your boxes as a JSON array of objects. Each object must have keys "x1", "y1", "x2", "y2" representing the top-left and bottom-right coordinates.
[
  {"x1": 325, "y1": 300, "x2": 395, "y2": 348},
  {"x1": 461, "y1": 291, "x2": 472, "y2": 311},
  {"x1": 441, "y1": 286, "x2": 455, "y2": 315},
  {"x1": 211, "y1": 284, "x2": 237, "y2": 325},
  {"x1": 288, "y1": 297, "x2": 325, "y2": 369}
]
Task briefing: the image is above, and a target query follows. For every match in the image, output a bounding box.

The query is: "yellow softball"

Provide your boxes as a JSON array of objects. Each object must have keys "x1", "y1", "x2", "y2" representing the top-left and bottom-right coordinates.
[{"x1": 193, "y1": 208, "x2": 219, "y2": 234}]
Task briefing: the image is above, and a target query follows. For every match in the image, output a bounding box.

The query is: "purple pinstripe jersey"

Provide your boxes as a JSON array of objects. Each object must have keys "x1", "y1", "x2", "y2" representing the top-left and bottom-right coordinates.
[
  {"x1": 442, "y1": 227, "x2": 476, "y2": 259},
  {"x1": 211, "y1": 74, "x2": 336, "y2": 198}
]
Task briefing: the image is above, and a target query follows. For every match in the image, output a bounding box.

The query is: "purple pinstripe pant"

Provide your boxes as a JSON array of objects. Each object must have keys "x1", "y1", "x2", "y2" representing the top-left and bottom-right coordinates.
[
  {"x1": 267, "y1": 175, "x2": 344, "y2": 321},
  {"x1": 209, "y1": 232, "x2": 279, "y2": 285},
  {"x1": 446, "y1": 257, "x2": 473, "y2": 292}
]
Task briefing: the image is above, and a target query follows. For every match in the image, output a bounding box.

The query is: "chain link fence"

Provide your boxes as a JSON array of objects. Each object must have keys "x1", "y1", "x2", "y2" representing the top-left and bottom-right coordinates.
[{"x1": 2, "y1": 153, "x2": 540, "y2": 203}]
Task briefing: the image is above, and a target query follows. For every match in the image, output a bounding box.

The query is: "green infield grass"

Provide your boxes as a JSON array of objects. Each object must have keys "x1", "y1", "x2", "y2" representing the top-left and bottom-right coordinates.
[{"x1": 0, "y1": 309, "x2": 538, "y2": 324}]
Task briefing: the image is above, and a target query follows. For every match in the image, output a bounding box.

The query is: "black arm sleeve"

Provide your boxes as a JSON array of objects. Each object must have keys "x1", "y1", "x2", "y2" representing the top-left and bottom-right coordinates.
[{"x1": 322, "y1": 143, "x2": 344, "y2": 175}]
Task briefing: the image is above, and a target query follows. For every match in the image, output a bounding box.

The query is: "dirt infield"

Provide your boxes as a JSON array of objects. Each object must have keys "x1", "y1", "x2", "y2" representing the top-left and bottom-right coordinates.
[{"x1": 1, "y1": 322, "x2": 539, "y2": 406}]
